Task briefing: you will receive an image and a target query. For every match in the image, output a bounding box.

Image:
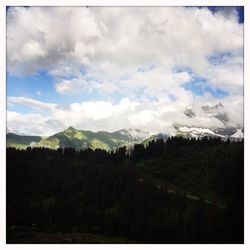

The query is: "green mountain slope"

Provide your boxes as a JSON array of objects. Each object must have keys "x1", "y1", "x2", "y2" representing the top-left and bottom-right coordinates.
[
  {"x1": 6, "y1": 127, "x2": 145, "y2": 151},
  {"x1": 7, "y1": 133, "x2": 42, "y2": 149}
]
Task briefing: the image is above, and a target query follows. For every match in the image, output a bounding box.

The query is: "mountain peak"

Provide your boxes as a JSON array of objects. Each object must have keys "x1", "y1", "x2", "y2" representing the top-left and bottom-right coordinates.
[
  {"x1": 66, "y1": 126, "x2": 76, "y2": 131},
  {"x1": 117, "y1": 128, "x2": 152, "y2": 143},
  {"x1": 202, "y1": 102, "x2": 223, "y2": 113},
  {"x1": 184, "y1": 108, "x2": 196, "y2": 118}
]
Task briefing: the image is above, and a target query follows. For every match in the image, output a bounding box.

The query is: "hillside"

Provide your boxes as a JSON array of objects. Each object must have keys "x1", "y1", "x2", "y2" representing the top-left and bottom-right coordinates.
[
  {"x1": 7, "y1": 137, "x2": 244, "y2": 243},
  {"x1": 7, "y1": 127, "x2": 151, "y2": 151},
  {"x1": 7, "y1": 119, "x2": 244, "y2": 151},
  {"x1": 6, "y1": 133, "x2": 42, "y2": 149}
]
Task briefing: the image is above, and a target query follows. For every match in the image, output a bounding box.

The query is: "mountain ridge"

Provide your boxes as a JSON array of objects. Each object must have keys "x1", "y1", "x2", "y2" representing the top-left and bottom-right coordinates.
[
  {"x1": 7, "y1": 123, "x2": 243, "y2": 151},
  {"x1": 6, "y1": 127, "x2": 151, "y2": 151}
]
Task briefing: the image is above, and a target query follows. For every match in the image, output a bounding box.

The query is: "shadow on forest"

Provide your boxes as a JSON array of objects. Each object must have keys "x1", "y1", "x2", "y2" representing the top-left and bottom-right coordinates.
[{"x1": 7, "y1": 137, "x2": 244, "y2": 243}]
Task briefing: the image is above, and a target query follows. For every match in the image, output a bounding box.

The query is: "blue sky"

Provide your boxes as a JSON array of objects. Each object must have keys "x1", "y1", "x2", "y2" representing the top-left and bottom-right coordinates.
[
  {"x1": 7, "y1": 6, "x2": 244, "y2": 135},
  {"x1": 207, "y1": 6, "x2": 244, "y2": 23}
]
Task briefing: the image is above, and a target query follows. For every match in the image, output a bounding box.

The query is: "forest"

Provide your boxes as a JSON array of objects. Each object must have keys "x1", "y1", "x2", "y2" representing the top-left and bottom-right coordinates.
[{"x1": 7, "y1": 137, "x2": 244, "y2": 243}]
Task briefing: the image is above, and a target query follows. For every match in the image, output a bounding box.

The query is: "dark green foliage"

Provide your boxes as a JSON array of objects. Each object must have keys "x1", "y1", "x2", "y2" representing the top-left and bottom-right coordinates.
[{"x1": 7, "y1": 137, "x2": 244, "y2": 243}]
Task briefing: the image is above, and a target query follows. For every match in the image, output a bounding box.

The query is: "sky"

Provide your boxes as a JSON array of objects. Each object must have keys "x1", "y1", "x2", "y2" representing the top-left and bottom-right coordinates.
[{"x1": 6, "y1": 6, "x2": 244, "y2": 136}]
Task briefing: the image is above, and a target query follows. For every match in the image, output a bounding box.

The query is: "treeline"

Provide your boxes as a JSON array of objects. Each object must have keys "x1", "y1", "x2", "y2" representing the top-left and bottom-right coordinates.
[{"x1": 7, "y1": 137, "x2": 244, "y2": 243}]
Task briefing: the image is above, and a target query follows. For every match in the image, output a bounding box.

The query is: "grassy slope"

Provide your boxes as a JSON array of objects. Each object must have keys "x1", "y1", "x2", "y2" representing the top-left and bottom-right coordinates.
[
  {"x1": 6, "y1": 133, "x2": 42, "y2": 149},
  {"x1": 7, "y1": 127, "x2": 133, "y2": 151}
]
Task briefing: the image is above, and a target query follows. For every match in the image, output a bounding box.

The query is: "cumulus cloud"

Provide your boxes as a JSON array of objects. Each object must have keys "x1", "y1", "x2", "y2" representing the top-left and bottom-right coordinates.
[
  {"x1": 7, "y1": 96, "x2": 243, "y2": 136},
  {"x1": 55, "y1": 78, "x2": 91, "y2": 95},
  {"x1": 7, "y1": 111, "x2": 51, "y2": 135},
  {"x1": 7, "y1": 7, "x2": 243, "y2": 90},
  {"x1": 6, "y1": 7, "x2": 243, "y2": 134},
  {"x1": 205, "y1": 54, "x2": 243, "y2": 95}
]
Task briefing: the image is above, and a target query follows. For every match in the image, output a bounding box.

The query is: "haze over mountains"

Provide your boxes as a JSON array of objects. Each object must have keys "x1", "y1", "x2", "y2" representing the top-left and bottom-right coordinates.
[{"x1": 7, "y1": 102, "x2": 243, "y2": 150}]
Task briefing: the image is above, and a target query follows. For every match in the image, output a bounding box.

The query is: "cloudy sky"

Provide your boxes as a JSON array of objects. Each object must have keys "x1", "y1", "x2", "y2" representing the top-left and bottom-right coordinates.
[{"x1": 7, "y1": 6, "x2": 244, "y2": 136}]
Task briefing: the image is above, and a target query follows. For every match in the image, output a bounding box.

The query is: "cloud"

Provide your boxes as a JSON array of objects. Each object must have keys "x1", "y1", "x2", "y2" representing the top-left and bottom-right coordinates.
[
  {"x1": 7, "y1": 111, "x2": 51, "y2": 135},
  {"x1": 205, "y1": 53, "x2": 243, "y2": 95},
  {"x1": 7, "y1": 96, "x2": 57, "y2": 112},
  {"x1": 7, "y1": 7, "x2": 243, "y2": 96},
  {"x1": 120, "y1": 66, "x2": 192, "y2": 99},
  {"x1": 55, "y1": 78, "x2": 91, "y2": 95},
  {"x1": 6, "y1": 7, "x2": 243, "y2": 134},
  {"x1": 7, "y1": 96, "x2": 243, "y2": 136}
]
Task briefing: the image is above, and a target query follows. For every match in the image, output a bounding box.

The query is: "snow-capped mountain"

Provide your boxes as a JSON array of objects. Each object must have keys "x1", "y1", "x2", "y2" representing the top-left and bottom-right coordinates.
[
  {"x1": 174, "y1": 124, "x2": 243, "y2": 140},
  {"x1": 175, "y1": 103, "x2": 243, "y2": 139},
  {"x1": 231, "y1": 128, "x2": 244, "y2": 139},
  {"x1": 7, "y1": 102, "x2": 243, "y2": 150},
  {"x1": 116, "y1": 128, "x2": 152, "y2": 143},
  {"x1": 176, "y1": 126, "x2": 225, "y2": 138}
]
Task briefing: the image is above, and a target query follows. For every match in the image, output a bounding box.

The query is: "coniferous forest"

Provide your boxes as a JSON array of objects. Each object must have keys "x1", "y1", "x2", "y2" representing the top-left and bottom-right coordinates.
[{"x1": 7, "y1": 137, "x2": 244, "y2": 243}]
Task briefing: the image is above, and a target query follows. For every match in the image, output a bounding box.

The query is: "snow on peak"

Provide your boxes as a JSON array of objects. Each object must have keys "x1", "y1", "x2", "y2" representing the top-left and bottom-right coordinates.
[
  {"x1": 231, "y1": 128, "x2": 244, "y2": 138},
  {"x1": 118, "y1": 128, "x2": 151, "y2": 142},
  {"x1": 177, "y1": 126, "x2": 226, "y2": 138},
  {"x1": 179, "y1": 126, "x2": 215, "y2": 135}
]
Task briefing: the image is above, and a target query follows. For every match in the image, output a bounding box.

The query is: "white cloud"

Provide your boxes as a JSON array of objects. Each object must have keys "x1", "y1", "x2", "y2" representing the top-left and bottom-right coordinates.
[
  {"x1": 7, "y1": 7, "x2": 243, "y2": 95},
  {"x1": 6, "y1": 7, "x2": 243, "y2": 133},
  {"x1": 205, "y1": 53, "x2": 243, "y2": 95},
  {"x1": 55, "y1": 78, "x2": 92, "y2": 95},
  {"x1": 7, "y1": 111, "x2": 51, "y2": 135},
  {"x1": 7, "y1": 96, "x2": 243, "y2": 136},
  {"x1": 7, "y1": 96, "x2": 56, "y2": 112},
  {"x1": 121, "y1": 67, "x2": 192, "y2": 99}
]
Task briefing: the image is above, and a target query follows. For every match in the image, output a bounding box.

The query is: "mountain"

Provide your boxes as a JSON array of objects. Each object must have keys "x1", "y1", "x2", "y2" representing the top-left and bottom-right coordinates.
[
  {"x1": 174, "y1": 124, "x2": 243, "y2": 140},
  {"x1": 142, "y1": 133, "x2": 169, "y2": 146},
  {"x1": 231, "y1": 128, "x2": 244, "y2": 139},
  {"x1": 7, "y1": 102, "x2": 244, "y2": 150},
  {"x1": 175, "y1": 103, "x2": 243, "y2": 140},
  {"x1": 7, "y1": 127, "x2": 151, "y2": 151},
  {"x1": 115, "y1": 128, "x2": 151, "y2": 144},
  {"x1": 174, "y1": 125, "x2": 225, "y2": 138},
  {"x1": 7, "y1": 123, "x2": 243, "y2": 151},
  {"x1": 7, "y1": 133, "x2": 42, "y2": 149}
]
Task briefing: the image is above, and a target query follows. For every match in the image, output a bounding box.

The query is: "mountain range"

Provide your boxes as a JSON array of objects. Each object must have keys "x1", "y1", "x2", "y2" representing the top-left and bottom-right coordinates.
[
  {"x1": 7, "y1": 103, "x2": 244, "y2": 150},
  {"x1": 7, "y1": 125, "x2": 243, "y2": 151},
  {"x1": 6, "y1": 127, "x2": 152, "y2": 151},
  {"x1": 174, "y1": 102, "x2": 243, "y2": 139}
]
